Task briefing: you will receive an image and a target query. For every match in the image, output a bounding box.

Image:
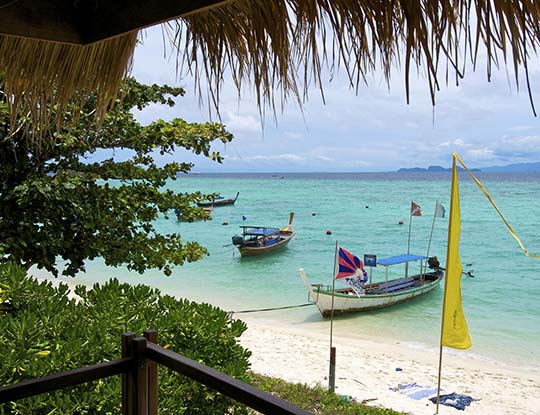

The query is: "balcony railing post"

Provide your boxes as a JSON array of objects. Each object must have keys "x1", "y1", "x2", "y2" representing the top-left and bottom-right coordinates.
[
  {"x1": 122, "y1": 332, "x2": 136, "y2": 415},
  {"x1": 143, "y1": 329, "x2": 158, "y2": 415},
  {"x1": 132, "y1": 337, "x2": 148, "y2": 415}
]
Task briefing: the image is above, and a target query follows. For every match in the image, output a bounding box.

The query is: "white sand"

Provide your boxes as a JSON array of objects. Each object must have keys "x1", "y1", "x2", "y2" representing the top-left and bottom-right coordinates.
[
  {"x1": 35, "y1": 274, "x2": 539, "y2": 414},
  {"x1": 238, "y1": 317, "x2": 540, "y2": 415}
]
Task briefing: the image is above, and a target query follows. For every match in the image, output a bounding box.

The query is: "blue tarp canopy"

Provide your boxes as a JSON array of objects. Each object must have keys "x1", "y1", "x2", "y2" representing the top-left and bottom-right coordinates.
[
  {"x1": 377, "y1": 254, "x2": 428, "y2": 266},
  {"x1": 243, "y1": 228, "x2": 280, "y2": 236}
]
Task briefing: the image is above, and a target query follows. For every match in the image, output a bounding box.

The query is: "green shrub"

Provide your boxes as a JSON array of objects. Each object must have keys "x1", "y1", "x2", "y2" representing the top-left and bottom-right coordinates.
[
  {"x1": 249, "y1": 374, "x2": 406, "y2": 415},
  {"x1": 0, "y1": 262, "x2": 251, "y2": 414}
]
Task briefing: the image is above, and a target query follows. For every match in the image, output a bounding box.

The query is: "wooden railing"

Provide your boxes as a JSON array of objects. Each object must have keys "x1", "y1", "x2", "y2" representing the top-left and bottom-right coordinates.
[{"x1": 0, "y1": 330, "x2": 312, "y2": 415}]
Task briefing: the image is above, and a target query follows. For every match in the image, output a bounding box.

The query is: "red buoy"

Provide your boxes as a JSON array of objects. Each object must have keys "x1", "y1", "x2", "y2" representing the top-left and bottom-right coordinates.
[
  {"x1": 222, "y1": 221, "x2": 229, "y2": 225},
  {"x1": 398, "y1": 220, "x2": 404, "y2": 225},
  {"x1": 326, "y1": 229, "x2": 332, "y2": 235}
]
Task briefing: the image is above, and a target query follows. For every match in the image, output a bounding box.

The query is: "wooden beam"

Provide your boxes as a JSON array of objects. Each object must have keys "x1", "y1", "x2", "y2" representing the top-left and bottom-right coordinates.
[
  {"x1": 0, "y1": 0, "x2": 81, "y2": 44},
  {"x1": 79, "y1": 0, "x2": 230, "y2": 44},
  {"x1": 0, "y1": 358, "x2": 135, "y2": 403},
  {"x1": 145, "y1": 343, "x2": 312, "y2": 415},
  {"x1": 0, "y1": 0, "x2": 229, "y2": 45}
]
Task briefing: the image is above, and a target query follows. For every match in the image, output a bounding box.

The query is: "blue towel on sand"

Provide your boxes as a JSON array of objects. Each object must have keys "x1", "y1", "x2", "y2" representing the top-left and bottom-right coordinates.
[
  {"x1": 390, "y1": 383, "x2": 439, "y2": 400},
  {"x1": 429, "y1": 393, "x2": 478, "y2": 410}
]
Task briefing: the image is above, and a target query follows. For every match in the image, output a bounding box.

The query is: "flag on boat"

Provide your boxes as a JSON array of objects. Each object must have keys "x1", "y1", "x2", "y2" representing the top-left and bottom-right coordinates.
[
  {"x1": 441, "y1": 156, "x2": 472, "y2": 349},
  {"x1": 335, "y1": 247, "x2": 364, "y2": 279},
  {"x1": 411, "y1": 201, "x2": 422, "y2": 216},
  {"x1": 335, "y1": 247, "x2": 368, "y2": 295},
  {"x1": 435, "y1": 202, "x2": 446, "y2": 218}
]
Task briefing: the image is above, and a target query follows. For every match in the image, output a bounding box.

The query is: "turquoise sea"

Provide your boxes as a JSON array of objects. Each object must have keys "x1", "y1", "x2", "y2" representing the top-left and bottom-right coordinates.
[{"x1": 43, "y1": 172, "x2": 540, "y2": 370}]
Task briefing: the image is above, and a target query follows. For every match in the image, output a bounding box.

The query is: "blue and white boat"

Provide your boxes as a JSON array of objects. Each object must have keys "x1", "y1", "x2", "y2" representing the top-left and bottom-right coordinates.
[
  {"x1": 299, "y1": 253, "x2": 442, "y2": 317},
  {"x1": 232, "y1": 213, "x2": 296, "y2": 257}
]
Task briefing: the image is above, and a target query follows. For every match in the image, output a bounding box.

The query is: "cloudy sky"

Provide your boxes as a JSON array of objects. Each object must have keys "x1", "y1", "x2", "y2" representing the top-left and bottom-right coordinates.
[{"x1": 130, "y1": 26, "x2": 540, "y2": 173}]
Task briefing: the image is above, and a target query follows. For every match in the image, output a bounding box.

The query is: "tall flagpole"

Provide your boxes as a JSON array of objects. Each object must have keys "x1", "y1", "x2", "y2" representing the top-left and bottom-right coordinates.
[
  {"x1": 406, "y1": 200, "x2": 413, "y2": 277},
  {"x1": 328, "y1": 241, "x2": 338, "y2": 392},
  {"x1": 426, "y1": 200, "x2": 438, "y2": 261},
  {"x1": 436, "y1": 159, "x2": 456, "y2": 414},
  {"x1": 407, "y1": 200, "x2": 413, "y2": 254}
]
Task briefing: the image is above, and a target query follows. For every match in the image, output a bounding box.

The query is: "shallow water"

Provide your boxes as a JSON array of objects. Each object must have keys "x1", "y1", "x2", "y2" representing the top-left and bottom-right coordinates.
[{"x1": 38, "y1": 172, "x2": 540, "y2": 370}]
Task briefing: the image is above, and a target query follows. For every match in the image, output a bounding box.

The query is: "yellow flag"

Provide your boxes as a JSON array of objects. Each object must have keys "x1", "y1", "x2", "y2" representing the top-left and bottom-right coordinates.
[{"x1": 441, "y1": 156, "x2": 472, "y2": 349}]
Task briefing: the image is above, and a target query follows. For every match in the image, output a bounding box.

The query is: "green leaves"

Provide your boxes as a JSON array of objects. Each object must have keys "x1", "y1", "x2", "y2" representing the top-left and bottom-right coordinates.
[
  {"x1": 0, "y1": 78, "x2": 233, "y2": 276},
  {"x1": 0, "y1": 264, "x2": 250, "y2": 414}
]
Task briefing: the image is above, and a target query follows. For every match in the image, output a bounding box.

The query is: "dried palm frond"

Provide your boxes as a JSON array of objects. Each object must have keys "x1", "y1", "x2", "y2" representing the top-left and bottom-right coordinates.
[
  {"x1": 0, "y1": 32, "x2": 137, "y2": 147},
  {"x1": 1, "y1": 0, "x2": 539, "y2": 150},
  {"x1": 176, "y1": 0, "x2": 540, "y2": 114}
]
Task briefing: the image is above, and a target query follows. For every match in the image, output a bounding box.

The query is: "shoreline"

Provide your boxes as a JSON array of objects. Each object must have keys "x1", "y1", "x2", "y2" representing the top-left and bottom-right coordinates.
[
  {"x1": 33, "y1": 273, "x2": 540, "y2": 414},
  {"x1": 238, "y1": 316, "x2": 540, "y2": 415}
]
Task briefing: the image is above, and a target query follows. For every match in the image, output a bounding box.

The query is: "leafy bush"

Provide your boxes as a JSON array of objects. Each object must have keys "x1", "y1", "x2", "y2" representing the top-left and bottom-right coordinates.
[
  {"x1": 249, "y1": 374, "x2": 406, "y2": 415},
  {"x1": 0, "y1": 262, "x2": 251, "y2": 414}
]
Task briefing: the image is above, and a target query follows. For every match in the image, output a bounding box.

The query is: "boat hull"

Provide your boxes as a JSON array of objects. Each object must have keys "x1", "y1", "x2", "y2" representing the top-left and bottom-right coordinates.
[
  {"x1": 198, "y1": 192, "x2": 239, "y2": 207},
  {"x1": 238, "y1": 232, "x2": 296, "y2": 257},
  {"x1": 300, "y1": 270, "x2": 442, "y2": 317}
]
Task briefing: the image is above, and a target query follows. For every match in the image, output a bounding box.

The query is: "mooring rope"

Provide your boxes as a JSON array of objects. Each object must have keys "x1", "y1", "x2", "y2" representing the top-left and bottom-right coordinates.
[{"x1": 228, "y1": 302, "x2": 314, "y2": 315}]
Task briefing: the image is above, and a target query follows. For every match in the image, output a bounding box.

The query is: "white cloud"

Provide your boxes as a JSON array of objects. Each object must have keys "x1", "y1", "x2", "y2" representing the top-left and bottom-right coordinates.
[
  {"x1": 223, "y1": 111, "x2": 262, "y2": 136},
  {"x1": 284, "y1": 131, "x2": 304, "y2": 140},
  {"x1": 130, "y1": 26, "x2": 540, "y2": 172}
]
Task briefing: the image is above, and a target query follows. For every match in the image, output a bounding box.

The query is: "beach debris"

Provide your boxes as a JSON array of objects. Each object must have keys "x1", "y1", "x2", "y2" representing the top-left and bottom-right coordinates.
[
  {"x1": 326, "y1": 229, "x2": 332, "y2": 235},
  {"x1": 429, "y1": 393, "x2": 479, "y2": 410},
  {"x1": 360, "y1": 398, "x2": 378, "y2": 404},
  {"x1": 390, "y1": 382, "x2": 439, "y2": 401},
  {"x1": 395, "y1": 367, "x2": 403, "y2": 371}
]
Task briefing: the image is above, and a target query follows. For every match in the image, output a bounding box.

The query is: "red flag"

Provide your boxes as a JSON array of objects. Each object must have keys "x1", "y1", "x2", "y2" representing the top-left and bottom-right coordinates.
[{"x1": 411, "y1": 201, "x2": 422, "y2": 216}]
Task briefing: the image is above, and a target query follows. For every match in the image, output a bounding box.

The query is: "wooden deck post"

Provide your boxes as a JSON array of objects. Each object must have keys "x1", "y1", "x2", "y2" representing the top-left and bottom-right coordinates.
[
  {"x1": 122, "y1": 332, "x2": 136, "y2": 415},
  {"x1": 143, "y1": 329, "x2": 158, "y2": 415},
  {"x1": 328, "y1": 347, "x2": 336, "y2": 392},
  {"x1": 132, "y1": 337, "x2": 149, "y2": 415}
]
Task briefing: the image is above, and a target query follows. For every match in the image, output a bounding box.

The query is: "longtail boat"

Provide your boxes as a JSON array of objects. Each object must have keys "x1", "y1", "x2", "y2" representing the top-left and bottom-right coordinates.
[
  {"x1": 299, "y1": 247, "x2": 443, "y2": 317},
  {"x1": 232, "y1": 212, "x2": 296, "y2": 257},
  {"x1": 197, "y1": 192, "x2": 239, "y2": 207}
]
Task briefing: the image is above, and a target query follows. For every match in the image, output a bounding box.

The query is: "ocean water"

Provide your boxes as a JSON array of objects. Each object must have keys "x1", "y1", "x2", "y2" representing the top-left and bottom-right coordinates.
[{"x1": 43, "y1": 172, "x2": 540, "y2": 370}]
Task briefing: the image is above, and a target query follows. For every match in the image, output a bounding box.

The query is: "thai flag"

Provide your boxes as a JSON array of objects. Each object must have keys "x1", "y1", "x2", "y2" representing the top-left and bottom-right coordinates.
[{"x1": 335, "y1": 247, "x2": 366, "y2": 281}]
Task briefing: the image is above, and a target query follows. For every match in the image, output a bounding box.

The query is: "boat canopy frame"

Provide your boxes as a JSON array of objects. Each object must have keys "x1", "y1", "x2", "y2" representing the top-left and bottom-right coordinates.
[
  {"x1": 376, "y1": 254, "x2": 428, "y2": 266},
  {"x1": 239, "y1": 226, "x2": 281, "y2": 237},
  {"x1": 367, "y1": 253, "x2": 429, "y2": 292}
]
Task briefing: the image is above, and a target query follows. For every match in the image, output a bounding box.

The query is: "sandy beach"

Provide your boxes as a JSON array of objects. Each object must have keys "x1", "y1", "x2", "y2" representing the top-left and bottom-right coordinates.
[
  {"x1": 238, "y1": 317, "x2": 540, "y2": 415},
  {"x1": 35, "y1": 274, "x2": 539, "y2": 414}
]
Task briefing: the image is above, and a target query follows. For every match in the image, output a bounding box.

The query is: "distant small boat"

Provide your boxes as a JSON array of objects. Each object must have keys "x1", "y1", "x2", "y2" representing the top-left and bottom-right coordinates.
[
  {"x1": 175, "y1": 205, "x2": 213, "y2": 222},
  {"x1": 299, "y1": 248, "x2": 443, "y2": 317},
  {"x1": 232, "y1": 212, "x2": 296, "y2": 257},
  {"x1": 197, "y1": 192, "x2": 239, "y2": 208}
]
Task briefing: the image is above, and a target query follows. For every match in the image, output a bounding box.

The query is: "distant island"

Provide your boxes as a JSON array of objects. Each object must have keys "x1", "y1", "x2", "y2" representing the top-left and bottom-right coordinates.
[
  {"x1": 398, "y1": 162, "x2": 540, "y2": 173},
  {"x1": 481, "y1": 161, "x2": 540, "y2": 172},
  {"x1": 396, "y1": 165, "x2": 481, "y2": 172}
]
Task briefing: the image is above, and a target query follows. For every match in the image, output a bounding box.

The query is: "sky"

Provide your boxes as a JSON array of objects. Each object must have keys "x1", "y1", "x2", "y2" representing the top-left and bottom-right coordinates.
[{"x1": 129, "y1": 26, "x2": 540, "y2": 173}]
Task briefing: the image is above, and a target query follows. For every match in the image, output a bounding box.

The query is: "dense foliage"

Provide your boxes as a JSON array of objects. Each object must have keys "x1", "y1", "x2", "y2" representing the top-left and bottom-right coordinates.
[
  {"x1": 0, "y1": 262, "x2": 251, "y2": 414},
  {"x1": 0, "y1": 78, "x2": 233, "y2": 276}
]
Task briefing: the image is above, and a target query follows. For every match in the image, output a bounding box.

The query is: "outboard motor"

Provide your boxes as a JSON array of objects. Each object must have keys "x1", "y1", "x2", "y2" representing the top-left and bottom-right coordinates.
[
  {"x1": 428, "y1": 256, "x2": 440, "y2": 269},
  {"x1": 232, "y1": 235, "x2": 244, "y2": 247}
]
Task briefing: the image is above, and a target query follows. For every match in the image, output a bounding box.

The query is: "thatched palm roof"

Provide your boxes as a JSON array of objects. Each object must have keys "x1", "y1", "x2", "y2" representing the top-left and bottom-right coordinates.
[{"x1": 1, "y1": 0, "x2": 539, "y2": 138}]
